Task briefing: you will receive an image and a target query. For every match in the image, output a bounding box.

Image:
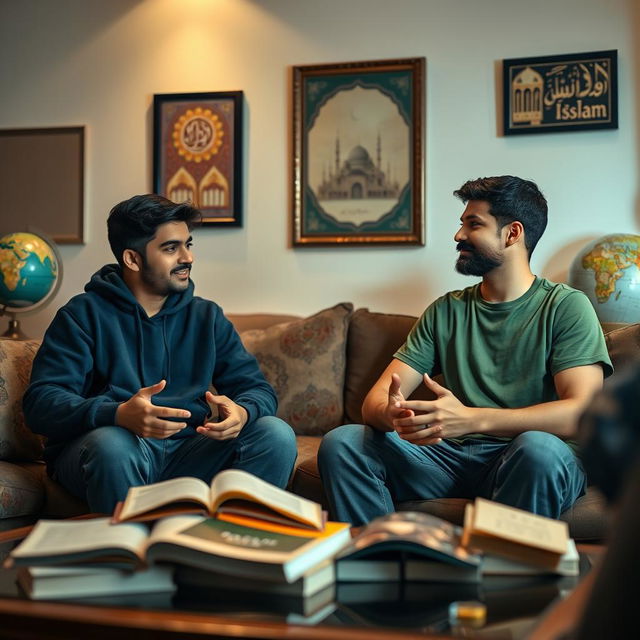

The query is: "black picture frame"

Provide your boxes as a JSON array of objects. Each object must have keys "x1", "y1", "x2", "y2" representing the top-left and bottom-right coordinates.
[
  {"x1": 153, "y1": 91, "x2": 243, "y2": 226},
  {"x1": 292, "y1": 58, "x2": 425, "y2": 246},
  {"x1": 502, "y1": 50, "x2": 618, "y2": 135}
]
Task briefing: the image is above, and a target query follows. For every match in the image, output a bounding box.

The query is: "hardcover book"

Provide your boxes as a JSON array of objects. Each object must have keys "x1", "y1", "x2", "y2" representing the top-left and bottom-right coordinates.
[
  {"x1": 113, "y1": 468, "x2": 324, "y2": 530},
  {"x1": 335, "y1": 511, "x2": 482, "y2": 583},
  {"x1": 7, "y1": 515, "x2": 350, "y2": 584},
  {"x1": 461, "y1": 498, "x2": 569, "y2": 570},
  {"x1": 16, "y1": 564, "x2": 175, "y2": 600}
]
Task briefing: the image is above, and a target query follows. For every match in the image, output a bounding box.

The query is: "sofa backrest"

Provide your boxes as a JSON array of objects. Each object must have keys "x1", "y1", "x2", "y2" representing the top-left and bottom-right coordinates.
[
  {"x1": 604, "y1": 323, "x2": 640, "y2": 381},
  {"x1": 344, "y1": 312, "x2": 640, "y2": 426},
  {"x1": 0, "y1": 338, "x2": 44, "y2": 462},
  {"x1": 344, "y1": 308, "x2": 438, "y2": 425},
  {"x1": 2, "y1": 313, "x2": 638, "y2": 462}
]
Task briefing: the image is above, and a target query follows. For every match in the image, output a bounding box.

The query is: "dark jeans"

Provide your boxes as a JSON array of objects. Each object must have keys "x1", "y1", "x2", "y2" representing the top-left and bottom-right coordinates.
[
  {"x1": 318, "y1": 425, "x2": 586, "y2": 525},
  {"x1": 54, "y1": 416, "x2": 297, "y2": 513}
]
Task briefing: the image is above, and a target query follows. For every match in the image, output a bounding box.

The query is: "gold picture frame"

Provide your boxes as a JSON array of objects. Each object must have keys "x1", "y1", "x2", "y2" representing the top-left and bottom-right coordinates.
[{"x1": 292, "y1": 58, "x2": 425, "y2": 246}]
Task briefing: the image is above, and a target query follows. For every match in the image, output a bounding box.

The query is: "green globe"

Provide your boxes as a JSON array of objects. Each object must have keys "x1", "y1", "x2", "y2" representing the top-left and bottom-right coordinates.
[
  {"x1": 0, "y1": 232, "x2": 60, "y2": 311},
  {"x1": 568, "y1": 233, "x2": 640, "y2": 324}
]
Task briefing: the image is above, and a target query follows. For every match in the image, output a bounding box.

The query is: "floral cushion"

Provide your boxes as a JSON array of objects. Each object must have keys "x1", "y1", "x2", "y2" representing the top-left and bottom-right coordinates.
[
  {"x1": 0, "y1": 460, "x2": 44, "y2": 518},
  {"x1": 0, "y1": 339, "x2": 44, "y2": 461},
  {"x1": 240, "y1": 303, "x2": 353, "y2": 436}
]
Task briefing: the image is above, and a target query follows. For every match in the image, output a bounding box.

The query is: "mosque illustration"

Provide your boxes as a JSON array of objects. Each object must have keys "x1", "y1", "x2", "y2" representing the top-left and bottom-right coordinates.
[
  {"x1": 511, "y1": 67, "x2": 544, "y2": 125},
  {"x1": 316, "y1": 134, "x2": 400, "y2": 201}
]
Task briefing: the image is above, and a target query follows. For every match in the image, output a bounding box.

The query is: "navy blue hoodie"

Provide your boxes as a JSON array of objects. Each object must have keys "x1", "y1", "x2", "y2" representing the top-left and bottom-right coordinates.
[{"x1": 23, "y1": 264, "x2": 277, "y2": 464}]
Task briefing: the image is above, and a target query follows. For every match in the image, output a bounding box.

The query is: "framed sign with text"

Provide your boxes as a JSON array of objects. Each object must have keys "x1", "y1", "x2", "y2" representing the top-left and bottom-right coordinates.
[{"x1": 503, "y1": 50, "x2": 618, "y2": 135}]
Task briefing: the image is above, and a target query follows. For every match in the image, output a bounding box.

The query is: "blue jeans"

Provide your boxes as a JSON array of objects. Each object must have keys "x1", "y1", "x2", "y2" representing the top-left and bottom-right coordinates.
[
  {"x1": 317, "y1": 425, "x2": 586, "y2": 525},
  {"x1": 53, "y1": 417, "x2": 297, "y2": 513}
]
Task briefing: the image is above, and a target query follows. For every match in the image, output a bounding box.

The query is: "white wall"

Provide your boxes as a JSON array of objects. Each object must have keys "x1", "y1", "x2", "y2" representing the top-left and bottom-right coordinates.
[{"x1": 0, "y1": 0, "x2": 637, "y2": 338}]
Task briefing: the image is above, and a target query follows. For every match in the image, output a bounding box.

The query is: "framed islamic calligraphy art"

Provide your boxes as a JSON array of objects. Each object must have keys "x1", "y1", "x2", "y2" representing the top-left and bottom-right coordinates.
[
  {"x1": 503, "y1": 50, "x2": 618, "y2": 135},
  {"x1": 292, "y1": 58, "x2": 425, "y2": 246},
  {"x1": 153, "y1": 91, "x2": 243, "y2": 226}
]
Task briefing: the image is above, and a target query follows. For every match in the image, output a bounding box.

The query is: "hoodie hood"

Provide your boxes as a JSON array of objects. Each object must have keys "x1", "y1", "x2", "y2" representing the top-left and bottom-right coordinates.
[{"x1": 84, "y1": 263, "x2": 194, "y2": 317}]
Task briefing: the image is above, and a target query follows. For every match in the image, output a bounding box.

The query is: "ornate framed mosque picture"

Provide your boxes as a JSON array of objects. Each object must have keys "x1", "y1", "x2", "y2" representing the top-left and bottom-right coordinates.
[
  {"x1": 153, "y1": 91, "x2": 243, "y2": 226},
  {"x1": 291, "y1": 58, "x2": 425, "y2": 246},
  {"x1": 502, "y1": 50, "x2": 618, "y2": 135}
]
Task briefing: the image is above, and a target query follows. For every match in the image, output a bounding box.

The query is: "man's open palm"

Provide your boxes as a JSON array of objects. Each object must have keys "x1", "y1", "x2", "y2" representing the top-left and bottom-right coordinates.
[{"x1": 116, "y1": 380, "x2": 190, "y2": 438}]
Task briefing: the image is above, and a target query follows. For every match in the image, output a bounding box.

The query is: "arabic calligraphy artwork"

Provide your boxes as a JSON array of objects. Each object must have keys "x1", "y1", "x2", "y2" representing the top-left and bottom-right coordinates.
[
  {"x1": 292, "y1": 58, "x2": 425, "y2": 246},
  {"x1": 503, "y1": 50, "x2": 617, "y2": 135},
  {"x1": 153, "y1": 92, "x2": 243, "y2": 226}
]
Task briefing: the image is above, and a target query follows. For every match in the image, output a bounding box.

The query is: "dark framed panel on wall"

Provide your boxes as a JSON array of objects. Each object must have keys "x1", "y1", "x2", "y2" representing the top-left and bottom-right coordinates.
[
  {"x1": 292, "y1": 57, "x2": 425, "y2": 246},
  {"x1": 0, "y1": 126, "x2": 84, "y2": 244},
  {"x1": 503, "y1": 49, "x2": 618, "y2": 135},
  {"x1": 153, "y1": 91, "x2": 243, "y2": 226}
]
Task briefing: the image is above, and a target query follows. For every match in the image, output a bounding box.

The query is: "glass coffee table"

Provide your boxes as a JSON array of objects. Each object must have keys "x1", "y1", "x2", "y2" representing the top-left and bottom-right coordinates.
[{"x1": 0, "y1": 534, "x2": 600, "y2": 640}]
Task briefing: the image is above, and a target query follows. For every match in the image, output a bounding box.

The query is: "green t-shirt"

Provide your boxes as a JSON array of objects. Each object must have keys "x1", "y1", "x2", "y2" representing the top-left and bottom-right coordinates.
[{"x1": 395, "y1": 277, "x2": 613, "y2": 415}]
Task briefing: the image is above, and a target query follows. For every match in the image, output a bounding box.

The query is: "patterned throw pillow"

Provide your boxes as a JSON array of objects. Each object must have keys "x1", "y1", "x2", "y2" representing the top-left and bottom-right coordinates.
[
  {"x1": 240, "y1": 303, "x2": 353, "y2": 436},
  {"x1": 0, "y1": 339, "x2": 44, "y2": 461}
]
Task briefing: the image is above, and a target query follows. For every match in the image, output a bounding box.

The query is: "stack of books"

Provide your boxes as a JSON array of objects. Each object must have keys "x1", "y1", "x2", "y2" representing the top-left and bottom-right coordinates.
[
  {"x1": 6, "y1": 469, "x2": 351, "y2": 604},
  {"x1": 334, "y1": 498, "x2": 579, "y2": 584}
]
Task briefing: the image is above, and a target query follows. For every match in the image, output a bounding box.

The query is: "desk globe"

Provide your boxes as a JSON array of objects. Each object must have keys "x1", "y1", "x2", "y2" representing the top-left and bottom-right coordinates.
[
  {"x1": 0, "y1": 231, "x2": 61, "y2": 339},
  {"x1": 568, "y1": 234, "x2": 640, "y2": 324}
]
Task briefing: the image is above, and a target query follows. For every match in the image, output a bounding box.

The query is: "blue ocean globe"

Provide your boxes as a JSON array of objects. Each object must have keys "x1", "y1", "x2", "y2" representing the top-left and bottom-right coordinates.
[
  {"x1": 0, "y1": 231, "x2": 61, "y2": 338},
  {"x1": 568, "y1": 233, "x2": 640, "y2": 324}
]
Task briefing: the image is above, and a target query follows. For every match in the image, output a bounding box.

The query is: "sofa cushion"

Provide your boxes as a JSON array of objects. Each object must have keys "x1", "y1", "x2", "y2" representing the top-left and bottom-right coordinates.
[
  {"x1": 0, "y1": 339, "x2": 44, "y2": 461},
  {"x1": 0, "y1": 460, "x2": 44, "y2": 518},
  {"x1": 240, "y1": 303, "x2": 353, "y2": 436}
]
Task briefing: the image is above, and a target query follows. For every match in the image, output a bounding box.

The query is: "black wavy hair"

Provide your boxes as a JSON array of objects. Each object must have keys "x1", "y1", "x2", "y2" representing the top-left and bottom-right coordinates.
[
  {"x1": 453, "y1": 175, "x2": 548, "y2": 257},
  {"x1": 107, "y1": 194, "x2": 201, "y2": 266}
]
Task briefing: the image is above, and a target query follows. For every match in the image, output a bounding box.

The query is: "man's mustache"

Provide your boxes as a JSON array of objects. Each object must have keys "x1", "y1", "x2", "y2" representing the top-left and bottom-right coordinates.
[
  {"x1": 171, "y1": 264, "x2": 192, "y2": 274},
  {"x1": 456, "y1": 242, "x2": 474, "y2": 252}
]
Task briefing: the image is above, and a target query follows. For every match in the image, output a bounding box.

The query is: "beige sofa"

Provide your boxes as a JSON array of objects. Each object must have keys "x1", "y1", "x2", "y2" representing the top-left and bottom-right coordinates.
[{"x1": 0, "y1": 302, "x2": 636, "y2": 540}]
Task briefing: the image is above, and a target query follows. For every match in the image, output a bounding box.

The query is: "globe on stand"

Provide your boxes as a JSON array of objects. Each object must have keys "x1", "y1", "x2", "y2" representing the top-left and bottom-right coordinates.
[
  {"x1": 568, "y1": 234, "x2": 640, "y2": 325},
  {"x1": 0, "y1": 231, "x2": 62, "y2": 340}
]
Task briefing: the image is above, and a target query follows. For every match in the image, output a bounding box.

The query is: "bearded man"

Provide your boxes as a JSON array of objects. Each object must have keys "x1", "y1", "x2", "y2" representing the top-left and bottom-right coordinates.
[{"x1": 318, "y1": 175, "x2": 611, "y2": 526}]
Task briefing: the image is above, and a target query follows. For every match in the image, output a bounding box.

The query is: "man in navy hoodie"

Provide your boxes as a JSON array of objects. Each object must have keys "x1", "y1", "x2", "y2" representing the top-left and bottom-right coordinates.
[{"x1": 23, "y1": 194, "x2": 297, "y2": 513}]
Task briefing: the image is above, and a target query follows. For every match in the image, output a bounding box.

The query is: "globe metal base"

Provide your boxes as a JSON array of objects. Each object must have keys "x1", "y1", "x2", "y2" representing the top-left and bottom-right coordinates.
[{"x1": 1, "y1": 318, "x2": 28, "y2": 341}]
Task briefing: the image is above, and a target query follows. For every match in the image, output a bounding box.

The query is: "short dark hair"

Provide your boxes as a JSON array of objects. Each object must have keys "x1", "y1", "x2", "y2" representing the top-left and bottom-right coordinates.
[
  {"x1": 107, "y1": 194, "x2": 201, "y2": 265},
  {"x1": 453, "y1": 175, "x2": 548, "y2": 257}
]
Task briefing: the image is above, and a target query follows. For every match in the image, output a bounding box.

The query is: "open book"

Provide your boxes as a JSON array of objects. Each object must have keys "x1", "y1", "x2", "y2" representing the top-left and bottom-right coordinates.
[
  {"x1": 113, "y1": 469, "x2": 324, "y2": 531},
  {"x1": 461, "y1": 498, "x2": 570, "y2": 570},
  {"x1": 335, "y1": 511, "x2": 482, "y2": 583},
  {"x1": 6, "y1": 514, "x2": 351, "y2": 584}
]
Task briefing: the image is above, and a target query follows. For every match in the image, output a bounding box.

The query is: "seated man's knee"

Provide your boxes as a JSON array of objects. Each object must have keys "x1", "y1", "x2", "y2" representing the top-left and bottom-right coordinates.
[
  {"x1": 510, "y1": 431, "x2": 575, "y2": 472},
  {"x1": 252, "y1": 416, "x2": 297, "y2": 461},
  {"x1": 318, "y1": 424, "x2": 367, "y2": 466},
  {"x1": 79, "y1": 426, "x2": 141, "y2": 469}
]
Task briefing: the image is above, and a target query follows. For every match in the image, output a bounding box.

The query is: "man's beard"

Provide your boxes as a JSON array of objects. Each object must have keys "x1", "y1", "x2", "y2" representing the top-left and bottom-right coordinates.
[
  {"x1": 140, "y1": 261, "x2": 191, "y2": 296},
  {"x1": 455, "y1": 242, "x2": 503, "y2": 276}
]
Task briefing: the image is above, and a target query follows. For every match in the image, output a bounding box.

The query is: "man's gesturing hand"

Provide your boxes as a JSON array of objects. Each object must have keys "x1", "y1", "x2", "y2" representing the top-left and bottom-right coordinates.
[
  {"x1": 383, "y1": 372, "x2": 414, "y2": 430},
  {"x1": 393, "y1": 373, "x2": 474, "y2": 445},
  {"x1": 116, "y1": 380, "x2": 190, "y2": 438},
  {"x1": 196, "y1": 391, "x2": 248, "y2": 440}
]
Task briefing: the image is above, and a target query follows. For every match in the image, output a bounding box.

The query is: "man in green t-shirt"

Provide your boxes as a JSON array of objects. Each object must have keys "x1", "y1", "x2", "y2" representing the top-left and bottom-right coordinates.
[{"x1": 318, "y1": 175, "x2": 612, "y2": 526}]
